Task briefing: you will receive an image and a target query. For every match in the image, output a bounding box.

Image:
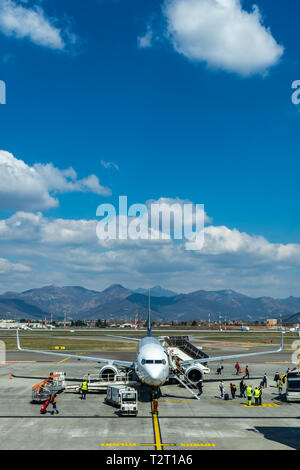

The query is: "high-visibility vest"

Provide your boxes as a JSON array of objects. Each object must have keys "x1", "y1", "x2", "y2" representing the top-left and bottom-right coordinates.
[
  {"x1": 81, "y1": 382, "x2": 88, "y2": 391},
  {"x1": 246, "y1": 386, "x2": 252, "y2": 397},
  {"x1": 254, "y1": 389, "x2": 260, "y2": 398}
]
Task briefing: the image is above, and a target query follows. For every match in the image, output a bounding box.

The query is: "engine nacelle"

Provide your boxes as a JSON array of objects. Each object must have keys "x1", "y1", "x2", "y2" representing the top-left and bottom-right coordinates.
[
  {"x1": 184, "y1": 365, "x2": 204, "y2": 384},
  {"x1": 99, "y1": 365, "x2": 118, "y2": 380}
]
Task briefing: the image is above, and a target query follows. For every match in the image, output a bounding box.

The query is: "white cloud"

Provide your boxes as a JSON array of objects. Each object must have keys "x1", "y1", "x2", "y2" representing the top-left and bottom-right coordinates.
[
  {"x1": 1, "y1": 205, "x2": 300, "y2": 296},
  {"x1": 0, "y1": 150, "x2": 111, "y2": 211},
  {"x1": 137, "y1": 26, "x2": 153, "y2": 49},
  {"x1": 163, "y1": 0, "x2": 284, "y2": 76},
  {"x1": 100, "y1": 160, "x2": 120, "y2": 171},
  {"x1": 0, "y1": 256, "x2": 31, "y2": 274},
  {"x1": 0, "y1": 0, "x2": 76, "y2": 50}
]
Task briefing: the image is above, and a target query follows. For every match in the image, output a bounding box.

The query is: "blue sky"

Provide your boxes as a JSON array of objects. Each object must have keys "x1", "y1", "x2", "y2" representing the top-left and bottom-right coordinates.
[{"x1": 0, "y1": 0, "x2": 300, "y2": 297}]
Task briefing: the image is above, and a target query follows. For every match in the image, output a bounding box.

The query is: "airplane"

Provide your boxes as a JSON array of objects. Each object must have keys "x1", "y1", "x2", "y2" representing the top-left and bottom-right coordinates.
[
  {"x1": 16, "y1": 308, "x2": 284, "y2": 392},
  {"x1": 241, "y1": 325, "x2": 250, "y2": 332}
]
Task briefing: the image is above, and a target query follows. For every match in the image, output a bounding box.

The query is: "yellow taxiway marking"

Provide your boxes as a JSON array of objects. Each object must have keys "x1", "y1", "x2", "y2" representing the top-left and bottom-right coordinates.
[
  {"x1": 141, "y1": 443, "x2": 177, "y2": 447},
  {"x1": 242, "y1": 404, "x2": 280, "y2": 407},
  {"x1": 101, "y1": 443, "x2": 136, "y2": 447},
  {"x1": 181, "y1": 443, "x2": 215, "y2": 447},
  {"x1": 210, "y1": 402, "x2": 280, "y2": 407},
  {"x1": 153, "y1": 413, "x2": 162, "y2": 451},
  {"x1": 31, "y1": 356, "x2": 72, "y2": 376}
]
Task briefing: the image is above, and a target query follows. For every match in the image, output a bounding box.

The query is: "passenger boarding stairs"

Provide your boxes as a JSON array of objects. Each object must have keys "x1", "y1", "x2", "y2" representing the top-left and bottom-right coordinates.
[
  {"x1": 162, "y1": 336, "x2": 210, "y2": 400},
  {"x1": 164, "y1": 336, "x2": 209, "y2": 363}
]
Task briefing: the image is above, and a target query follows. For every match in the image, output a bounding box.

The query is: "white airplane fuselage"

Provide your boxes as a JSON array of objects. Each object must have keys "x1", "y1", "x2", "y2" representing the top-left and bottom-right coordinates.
[{"x1": 135, "y1": 336, "x2": 169, "y2": 386}]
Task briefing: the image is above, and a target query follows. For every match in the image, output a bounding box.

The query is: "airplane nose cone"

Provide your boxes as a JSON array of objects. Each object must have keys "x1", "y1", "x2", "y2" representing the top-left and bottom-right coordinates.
[{"x1": 146, "y1": 366, "x2": 168, "y2": 385}]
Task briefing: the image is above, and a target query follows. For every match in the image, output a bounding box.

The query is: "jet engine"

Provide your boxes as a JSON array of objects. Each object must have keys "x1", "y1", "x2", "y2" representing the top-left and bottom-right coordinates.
[
  {"x1": 184, "y1": 365, "x2": 204, "y2": 384},
  {"x1": 99, "y1": 365, "x2": 118, "y2": 380}
]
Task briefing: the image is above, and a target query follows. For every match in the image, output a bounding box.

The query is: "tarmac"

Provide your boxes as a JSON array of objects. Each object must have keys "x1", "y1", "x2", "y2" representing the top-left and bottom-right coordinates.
[{"x1": 0, "y1": 339, "x2": 299, "y2": 451}]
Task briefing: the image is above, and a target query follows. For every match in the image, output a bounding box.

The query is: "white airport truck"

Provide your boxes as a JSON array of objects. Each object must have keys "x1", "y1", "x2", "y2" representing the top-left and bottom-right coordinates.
[
  {"x1": 105, "y1": 385, "x2": 138, "y2": 416},
  {"x1": 286, "y1": 371, "x2": 300, "y2": 402}
]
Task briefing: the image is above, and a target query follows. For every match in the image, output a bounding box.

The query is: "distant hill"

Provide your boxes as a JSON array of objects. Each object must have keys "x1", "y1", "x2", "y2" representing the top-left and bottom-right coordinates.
[
  {"x1": 1, "y1": 284, "x2": 300, "y2": 322},
  {"x1": 283, "y1": 312, "x2": 300, "y2": 323},
  {"x1": 0, "y1": 298, "x2": 48, "y2": 319},
  {"x1": 134, "y1": 286, "x2": 178, "y2": 298}
]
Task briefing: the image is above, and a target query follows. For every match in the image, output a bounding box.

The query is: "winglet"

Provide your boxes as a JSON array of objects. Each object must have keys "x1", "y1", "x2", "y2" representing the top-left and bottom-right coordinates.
[
  {"x1": 16, "y1": 329, "x2": 22, "y2": 351},
  {"x1": 279, "y1": 332, "x2": 284, "y2": 351}
]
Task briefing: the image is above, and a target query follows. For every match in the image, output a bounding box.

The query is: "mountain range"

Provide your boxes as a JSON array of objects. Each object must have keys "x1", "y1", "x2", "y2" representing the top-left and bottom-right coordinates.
[{"x1": 1, "y1": 284, "x2": 300, "y2": 323}]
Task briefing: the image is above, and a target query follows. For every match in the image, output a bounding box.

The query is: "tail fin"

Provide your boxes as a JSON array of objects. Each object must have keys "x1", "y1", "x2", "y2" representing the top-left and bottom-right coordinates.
[{"x1": 147, "y1": 289, "x2": 152, "y2": 337}]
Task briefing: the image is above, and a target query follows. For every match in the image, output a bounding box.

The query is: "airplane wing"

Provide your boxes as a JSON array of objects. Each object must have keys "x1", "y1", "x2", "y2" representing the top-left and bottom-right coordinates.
[
  {"x1": 103, "y1": 334, "x2": 141, "y2": 343},
  {"x1": 181, "y1": 334, "x2": 284, "y2": 366},
  {"x1": 16, "y1": 330, "x2": 135, "y2": 368}
]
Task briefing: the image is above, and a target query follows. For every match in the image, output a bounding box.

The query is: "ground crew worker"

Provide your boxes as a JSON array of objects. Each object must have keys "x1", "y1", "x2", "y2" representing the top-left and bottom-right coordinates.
[
  {"x1": 254, "y1": 387, "x2": 260, "y2": 406},
  {"x1": 281, "y1": 374, "x2": 286, "y2": 385},
  {"x1": 246, "y1": 385, "x2": 253, "y2": 406},
  {"x1": 278, "y1": 380, "x2": 283, "y2": 395},
  {"x1": 235, "y1": 362, "x2": 240, "y2": 375},
  {"x1": 50, "y1": 394, "x2": 59, "y2": 415},
  {"x1": 81, "y1": 380, "x2": 88, "y2": 400}
]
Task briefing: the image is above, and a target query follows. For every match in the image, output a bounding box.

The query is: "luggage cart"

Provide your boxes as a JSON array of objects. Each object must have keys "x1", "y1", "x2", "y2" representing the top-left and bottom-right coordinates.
[{"x1": 31, "y1": 372, "x2": 66, "y2": 403}]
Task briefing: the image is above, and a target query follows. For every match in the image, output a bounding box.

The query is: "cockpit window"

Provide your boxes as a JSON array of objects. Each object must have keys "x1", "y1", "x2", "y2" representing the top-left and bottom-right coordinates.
[{"x1": 143, "y1": 359, "x2": 166, "y2": 364}]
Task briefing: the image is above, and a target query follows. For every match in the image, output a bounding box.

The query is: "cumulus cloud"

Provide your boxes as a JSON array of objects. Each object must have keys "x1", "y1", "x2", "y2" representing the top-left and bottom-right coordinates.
[
  {"x1": 163, "y1": 0, "x2": 284, "y2": 76},
  {"x1": 0, "y1": 0, "x2": 76, "y2": 50},
  {"x1": 1, "y1": 206, "x2": 300, "y2": 296},
  {"x1": 0, "y1": 256, "x2": 31, "y2": 274},
  {"x1": 0, "y1": 150, "x2": 111, "y2": 211}
]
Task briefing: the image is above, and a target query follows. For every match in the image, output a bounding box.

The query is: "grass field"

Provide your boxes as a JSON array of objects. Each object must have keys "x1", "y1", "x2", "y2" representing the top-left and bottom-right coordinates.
[
  {"x1": 2, "y1": 336, "x2": 137, "y2": 351},
  {"x1": 0, "y1": 328, "x2": 297, "y2": 351}
]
